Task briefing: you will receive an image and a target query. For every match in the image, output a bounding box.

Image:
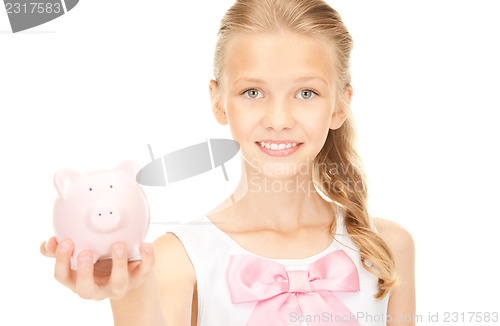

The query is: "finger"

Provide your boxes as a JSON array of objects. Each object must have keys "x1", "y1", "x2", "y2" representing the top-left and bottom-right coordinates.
[
  {"x1": 108, "y1": 242, "x2": 129, "y2": 299},
  {"x1": 75, "y1": 251, "x2": 96, "y2": 300},
  {"x1": 41, "y1": 237, "x2": 58, "y2": 257},
  {"x1": 41, "y1": 240, "x2": 49, "y2": 257},
  {"x1": 130, "y1": 243, "x2": 155, "y2": 287},
  {"x1": 54, "y1": 238, "x2": 75, "y2": 289}
]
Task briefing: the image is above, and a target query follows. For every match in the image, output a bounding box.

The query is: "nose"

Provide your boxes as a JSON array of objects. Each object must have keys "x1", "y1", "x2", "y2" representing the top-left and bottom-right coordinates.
[
  {"x1": 261, "y1": 97, "x2": 295, "y2": 131},
  {"x1": 88, "y1": 203, "x2": 121, "y2": 232}
]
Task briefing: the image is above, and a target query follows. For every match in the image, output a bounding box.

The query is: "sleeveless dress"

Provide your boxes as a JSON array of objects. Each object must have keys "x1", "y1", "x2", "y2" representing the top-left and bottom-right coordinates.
[{"x1": 167, "y1": 207, "x2": 390, "y2": 326}]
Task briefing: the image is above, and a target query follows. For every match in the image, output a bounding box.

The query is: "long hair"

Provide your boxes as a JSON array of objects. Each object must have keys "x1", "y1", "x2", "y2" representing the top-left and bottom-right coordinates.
[{"x1": 212, "y1": 0, "x2": 398, "y2": 299}]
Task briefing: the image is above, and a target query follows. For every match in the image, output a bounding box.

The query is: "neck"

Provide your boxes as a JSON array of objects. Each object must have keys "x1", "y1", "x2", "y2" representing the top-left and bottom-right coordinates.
[{"x1": 229, "y1": 156, "x2": 335, "y2": 232}]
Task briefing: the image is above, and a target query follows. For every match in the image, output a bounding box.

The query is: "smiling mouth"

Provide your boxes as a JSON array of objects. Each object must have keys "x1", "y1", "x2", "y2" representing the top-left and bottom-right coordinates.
[{"x1": 255, "y1": 141, "x2": 303, "y2": 151}]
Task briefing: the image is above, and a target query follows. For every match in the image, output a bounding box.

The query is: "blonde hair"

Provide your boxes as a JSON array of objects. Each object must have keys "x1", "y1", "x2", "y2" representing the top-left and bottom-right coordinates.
[{"x1": 212, "y1": 0, "x2": 398, "y2": 299}]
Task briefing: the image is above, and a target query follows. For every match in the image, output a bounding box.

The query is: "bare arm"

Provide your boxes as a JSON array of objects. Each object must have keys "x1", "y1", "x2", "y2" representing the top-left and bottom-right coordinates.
[
  {"x1": 373, "y1": 217, "x2": 416, "y2": 326},
  {"x1": 110, "y1": 232, "x2": 196, "y2": 326},
  {"x1": 153, "y1": 232, "x2": 197, "y2": 325},
  {"x1": 109, "y1": 267, "x2": 168, "y2": 325},
  {"x1": 41, "y1": 231, "x2": 196, "y2": 326}
]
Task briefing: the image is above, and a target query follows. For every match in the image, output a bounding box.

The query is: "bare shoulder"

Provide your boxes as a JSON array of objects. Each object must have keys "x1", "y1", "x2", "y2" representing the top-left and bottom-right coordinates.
[
  {"x1": 373, "y1": 218, "x2": 416, "y2": 320},
  {"x1": 151, "y1": 232, "x2": 196, "y2": 325},
  {"x1": 152, "y1": 232, "x2": 196, "y2": 285},
  {"x1": 372, "y1": 217, "x2": 415, "y2": 256},
  {"x1": 152, "y1": 232, "x2": 191, "y2": 260}
]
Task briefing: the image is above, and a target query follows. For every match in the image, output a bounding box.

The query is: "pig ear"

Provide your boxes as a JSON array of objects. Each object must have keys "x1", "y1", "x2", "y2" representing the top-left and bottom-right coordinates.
[
  {"x1": 54, "y1": 169, "x2": 81, "y2": 199},
  {"x1": 114, "y1": 160, "x2": 141, "y2": 182}
]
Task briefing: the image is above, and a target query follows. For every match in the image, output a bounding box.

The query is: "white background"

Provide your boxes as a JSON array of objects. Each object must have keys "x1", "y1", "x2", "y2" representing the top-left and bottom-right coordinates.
[{"x1": 1, "y1": 0, "x2": 499, "y2": 325}]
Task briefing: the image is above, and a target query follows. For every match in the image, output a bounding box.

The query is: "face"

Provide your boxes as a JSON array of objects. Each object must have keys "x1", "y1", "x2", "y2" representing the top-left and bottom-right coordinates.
[{"x1": 210, "y1": 31, "x2": 350, "y2": 179}]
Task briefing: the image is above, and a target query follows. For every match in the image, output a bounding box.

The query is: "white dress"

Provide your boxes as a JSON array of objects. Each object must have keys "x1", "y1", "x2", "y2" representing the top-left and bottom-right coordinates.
[{"x1": 167, "y1": 207, "x2": 390, "y2": 326}]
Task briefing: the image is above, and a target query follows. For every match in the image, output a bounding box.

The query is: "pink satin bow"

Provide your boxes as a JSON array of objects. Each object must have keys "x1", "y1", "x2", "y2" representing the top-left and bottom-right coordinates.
[{"x1": 226, "y1": 250, "x2": 362, "y2": 326}]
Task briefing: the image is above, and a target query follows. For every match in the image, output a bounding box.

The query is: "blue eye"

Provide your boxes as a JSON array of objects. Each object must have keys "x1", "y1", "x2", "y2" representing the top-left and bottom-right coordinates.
[
  {"x1": 296, "y1": 89, "x2": 318, "y2": 100},
  {"x1": 243, "y1": 88, "x2": 263, "y2": 99},
  {"x1": 242, "y1": 88, "x2": 319, "y2": 99}
]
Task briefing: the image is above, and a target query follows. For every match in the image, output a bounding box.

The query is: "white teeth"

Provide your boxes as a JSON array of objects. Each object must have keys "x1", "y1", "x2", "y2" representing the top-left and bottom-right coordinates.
[{"x1": 258, "y1": 142, "x2": 299, "y2": 151}]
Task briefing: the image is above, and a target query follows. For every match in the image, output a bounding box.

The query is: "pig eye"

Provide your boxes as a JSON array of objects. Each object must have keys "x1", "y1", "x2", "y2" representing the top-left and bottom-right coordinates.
[
  {"x1": 89, "y1": 188, "x2": 92, "y2": 191},
  {"x1": 110, "y1": 185, "x2": 113, "y2": 188}
]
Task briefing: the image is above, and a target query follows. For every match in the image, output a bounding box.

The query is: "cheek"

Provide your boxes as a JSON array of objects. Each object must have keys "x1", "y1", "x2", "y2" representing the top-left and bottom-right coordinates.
[
  {"x1": 226, "y1": 101, "x2": 257, "y2": 142},
  {"x1": 297, "y1": 105, "x2": 332, "y2": 157},
  {"x1": 300, "y1": 105, "x2": 332, "y2": 135}
]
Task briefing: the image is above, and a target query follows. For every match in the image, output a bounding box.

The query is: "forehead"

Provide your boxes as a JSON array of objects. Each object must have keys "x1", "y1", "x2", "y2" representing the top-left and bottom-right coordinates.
[{"x1": 224, "y1": 31, "x2": 336, "y2": 87}]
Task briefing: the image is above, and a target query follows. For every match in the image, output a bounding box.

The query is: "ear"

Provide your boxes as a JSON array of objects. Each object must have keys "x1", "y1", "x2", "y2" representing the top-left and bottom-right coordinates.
[
  {"x1": 209, "y1": 79, "x2": 228, "y2": 126},
  {"x1": 330, "y1": 84, "x2": 353, "y2": 130},
  {"x1": 114, "y1": 160, "x2": 142, "y2": 182},
  {"x1": 54, "y1": 169, "x2": 81, "y2": 199}
]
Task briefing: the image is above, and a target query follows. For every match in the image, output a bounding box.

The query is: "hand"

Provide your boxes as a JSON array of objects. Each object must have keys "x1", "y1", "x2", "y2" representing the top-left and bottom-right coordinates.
[{"x1": 40, "y1": 237, "x2": 155, "y2": 301}]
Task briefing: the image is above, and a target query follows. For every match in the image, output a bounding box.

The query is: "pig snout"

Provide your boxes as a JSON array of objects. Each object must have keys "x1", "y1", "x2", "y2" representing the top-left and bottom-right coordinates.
[{"x1": 88, "y1": 203, "x2": 122, "y2": 232}]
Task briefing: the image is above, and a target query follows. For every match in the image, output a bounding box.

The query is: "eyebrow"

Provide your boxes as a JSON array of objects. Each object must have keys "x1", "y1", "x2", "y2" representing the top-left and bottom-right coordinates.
[{"x1": 232, "y1": 76, "x2": 329, "y2": 86}]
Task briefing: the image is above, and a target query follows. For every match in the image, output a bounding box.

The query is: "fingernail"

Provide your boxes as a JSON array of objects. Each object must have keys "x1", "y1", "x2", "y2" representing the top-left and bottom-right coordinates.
[
  {"x1": 115, "y1": 248, "x2": 124, "y2": 258},
  {"x1": 144, "y1": 244, "x2": 152, "y2": 255},
  {"x1": 79, "y1": 254, "x2": 91, "y2": 265},
  {"x1": 59, "y1": 240, "x2": 70, "y2": 253},
  {"x1": 44, "y1": 240, "x2": 49, "y2": 252}
]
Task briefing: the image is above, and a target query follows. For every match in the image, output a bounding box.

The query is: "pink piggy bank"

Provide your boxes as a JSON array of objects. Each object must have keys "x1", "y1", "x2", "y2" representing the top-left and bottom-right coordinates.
[{"x1": 52, "y1": 160, "x2": 150, "y2": 270}]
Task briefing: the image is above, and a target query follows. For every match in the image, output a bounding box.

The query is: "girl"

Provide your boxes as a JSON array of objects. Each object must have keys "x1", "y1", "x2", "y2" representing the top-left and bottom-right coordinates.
[{"x1": 41, "y1": 0, "x2": 415, "y2": 325}]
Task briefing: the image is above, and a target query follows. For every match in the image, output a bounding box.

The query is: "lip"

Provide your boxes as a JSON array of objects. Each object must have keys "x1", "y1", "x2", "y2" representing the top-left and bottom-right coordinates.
[{"x1": 255, "y1": 141, "x2": 303, "y2": 157}]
